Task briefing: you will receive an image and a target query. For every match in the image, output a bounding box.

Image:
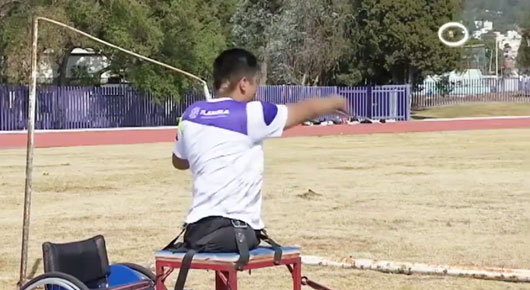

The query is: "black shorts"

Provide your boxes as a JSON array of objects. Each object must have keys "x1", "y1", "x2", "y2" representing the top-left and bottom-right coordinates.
[{"x1": 183, "y1": 216, "x2": 261, "y2": 252}]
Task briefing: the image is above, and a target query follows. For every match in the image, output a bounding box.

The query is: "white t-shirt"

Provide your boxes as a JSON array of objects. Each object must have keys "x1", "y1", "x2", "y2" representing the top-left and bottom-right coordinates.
[{"x1": 173, "y1": 97, "x2": 289, "y2": 229}]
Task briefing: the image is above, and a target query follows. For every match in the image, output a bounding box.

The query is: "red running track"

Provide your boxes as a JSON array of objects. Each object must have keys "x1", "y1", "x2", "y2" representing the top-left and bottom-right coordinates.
[{"x1": 1, "y1": 117, "x2": 530, "y2": 149}]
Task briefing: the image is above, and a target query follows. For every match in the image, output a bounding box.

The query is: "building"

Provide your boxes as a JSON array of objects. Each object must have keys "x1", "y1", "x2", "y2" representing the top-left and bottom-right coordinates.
[
  {"x1": 38, "y1": 48, "x2": 112, "y2": 84},
  {"x1": 495, "y1": 30, "x2": 522, "y2": 76},
  {"x1": 473, "y1": 20, "x2": 493, "y2": 39}
]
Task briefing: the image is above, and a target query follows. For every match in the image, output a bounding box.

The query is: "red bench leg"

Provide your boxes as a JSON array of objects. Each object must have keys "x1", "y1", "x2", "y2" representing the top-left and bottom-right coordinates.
[
  {"x1": 291, "y1": 258, "x2": 302, "y2": 290},
  {"x1": 216, "y1": 270, "x2": 237, "y2": 290},
  {"x1": 155, "y1": 261, "x2": 166, "y2": 290},
  {"x1": 228, "y1": 270, "x2": 238, "y2": 290},
  {"x1": 215, "y1": 271, "x2": 226, "y2": 290}
]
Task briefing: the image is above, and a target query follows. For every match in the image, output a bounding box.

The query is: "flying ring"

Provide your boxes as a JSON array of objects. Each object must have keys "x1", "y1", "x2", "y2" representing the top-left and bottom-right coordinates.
[{"x1": 438, "y1": 22, "x2": 469, "y2": 47}]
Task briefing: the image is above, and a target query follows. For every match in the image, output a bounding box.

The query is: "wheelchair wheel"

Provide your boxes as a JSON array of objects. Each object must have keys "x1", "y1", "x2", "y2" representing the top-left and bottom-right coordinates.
[
  {"x1": 21, "y1": 272, "x2": 89, "y2": 290},
  {"x1": 115, "y1": 263, "x2": 156, "y2": 281}
]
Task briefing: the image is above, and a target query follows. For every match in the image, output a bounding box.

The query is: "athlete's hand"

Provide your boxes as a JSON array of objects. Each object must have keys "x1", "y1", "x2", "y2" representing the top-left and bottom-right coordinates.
[
  {"x1": 285, "y1": 95, "x2": 349, "y2": 129},
  {"x1": 325, "y1": 94, "x2": 349, "y2": 116}
]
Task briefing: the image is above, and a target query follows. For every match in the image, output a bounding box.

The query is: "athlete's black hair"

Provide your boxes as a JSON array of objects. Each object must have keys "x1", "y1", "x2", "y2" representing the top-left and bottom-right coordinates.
[{"x1": 213, "y1": 48, "x2": 260, "y2": 91}]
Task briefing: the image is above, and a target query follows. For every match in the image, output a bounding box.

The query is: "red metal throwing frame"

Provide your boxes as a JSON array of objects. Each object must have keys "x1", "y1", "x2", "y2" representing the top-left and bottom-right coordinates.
[{"x1": 155, "y1": 254, "x2": 302, "y2": 290}]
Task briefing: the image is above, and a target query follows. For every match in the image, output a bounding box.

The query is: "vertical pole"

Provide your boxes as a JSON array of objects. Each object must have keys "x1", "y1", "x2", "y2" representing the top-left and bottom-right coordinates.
[
  {"x1": 155, "y1": 261, "x2": 165, "y2": 290},
  {"x1": 496, "y1": 39, "x2": 499, "y2": 79},
  {"x1": 18, "y1": 17, "x2": 38, "y2": 289},
  {"x1": 406, "y1": 85, "x2": 411, "y2": 121},
  {"x1": 489, "y1": 46, "x2": 493, "y2": 74},
  {"x1": 215, "y1": 271, "x2": 227, "y2": 290},
  {"x1": 202, "y1": 82, "x2": 211, "y2": 100},
  {"x1": 366, "y1": 86, "x2": 373, "y2": 120},
  {"x1": 292, "y1": 259, "x2": 302, "y2": 290},
  {"x1": 227, "y1": 270, "x2": 238, "y2": 290}
]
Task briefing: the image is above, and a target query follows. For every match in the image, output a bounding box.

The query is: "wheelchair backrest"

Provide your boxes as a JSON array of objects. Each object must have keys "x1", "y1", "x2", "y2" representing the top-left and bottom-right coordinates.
[{"x1": 42, "y1": 234, "x2": 111, "y2": 288}]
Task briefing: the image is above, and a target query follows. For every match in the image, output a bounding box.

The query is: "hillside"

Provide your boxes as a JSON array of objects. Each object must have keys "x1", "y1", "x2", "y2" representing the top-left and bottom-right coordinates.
[{"x1": 464, "y1": 0, "x2": 530, "y2": 31}]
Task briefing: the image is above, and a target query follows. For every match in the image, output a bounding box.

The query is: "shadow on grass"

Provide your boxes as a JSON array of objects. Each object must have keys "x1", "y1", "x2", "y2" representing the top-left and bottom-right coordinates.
[
  {"x1": 28, "y1": 258, "x2": 42, "y2": 279},
  {"x1": 411, "y1": 115, "x2": 437, "y2": 120}
]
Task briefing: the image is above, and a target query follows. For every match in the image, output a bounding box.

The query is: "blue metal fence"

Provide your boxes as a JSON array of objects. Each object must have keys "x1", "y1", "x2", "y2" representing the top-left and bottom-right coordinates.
[
  {"x1": 412, "y1": 77, "x2": 530, "y2": 109},
  {"x1": 258, "y1": 85, "x2": 410, "y2": 121},
  {"x1": 337, "y1": 86, "x2": 410, "y2": 121},
  {"x1": 0, "y1": 84, "x2": 411, "y2": 131}
]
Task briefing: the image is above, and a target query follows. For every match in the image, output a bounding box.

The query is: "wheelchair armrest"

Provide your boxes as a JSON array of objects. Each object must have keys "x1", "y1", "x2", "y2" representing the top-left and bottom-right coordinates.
[{"x1": 20, "y1": 271, "x2": 89, "y2": 290}]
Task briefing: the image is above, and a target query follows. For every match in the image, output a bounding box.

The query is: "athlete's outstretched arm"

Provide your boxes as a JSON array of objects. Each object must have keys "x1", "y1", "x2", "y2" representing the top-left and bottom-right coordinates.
[
  {"x1": 172, "y1": 154, "x2": 189, "y2": 170},
  {"x1": 247, "y1": 95, "x2": 348, "y2": 142},
  {"x1": 285, "y1": 95, "x2": 347, "y2": 129}
]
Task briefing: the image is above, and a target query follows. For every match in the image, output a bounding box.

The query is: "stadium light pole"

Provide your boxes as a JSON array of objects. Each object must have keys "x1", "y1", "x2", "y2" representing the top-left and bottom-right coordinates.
[{"x1": 17, "y1": 16, "x2": 212, "y2": 289}]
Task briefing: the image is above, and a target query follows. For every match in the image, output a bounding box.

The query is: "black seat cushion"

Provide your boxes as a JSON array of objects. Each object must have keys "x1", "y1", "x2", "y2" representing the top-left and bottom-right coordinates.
[{"x1": 42, "y1": 235, "x2": 110, "y2": 287}]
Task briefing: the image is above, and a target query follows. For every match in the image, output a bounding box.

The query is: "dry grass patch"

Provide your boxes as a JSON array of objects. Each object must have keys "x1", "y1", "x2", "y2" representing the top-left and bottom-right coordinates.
[{"x1": 1, "y1": 129, "x2": 530, "y2": 289}]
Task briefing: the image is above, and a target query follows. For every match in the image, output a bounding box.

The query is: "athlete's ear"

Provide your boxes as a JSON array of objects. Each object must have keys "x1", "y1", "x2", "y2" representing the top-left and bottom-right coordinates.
[{"x1": 239, "y1": 76, "x2": 250, "y2": 95}]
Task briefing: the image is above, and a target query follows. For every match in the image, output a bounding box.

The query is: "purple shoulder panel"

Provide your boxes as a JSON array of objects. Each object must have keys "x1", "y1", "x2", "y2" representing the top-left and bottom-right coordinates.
[{"x1": 182, "y1": 100, "x2": 248, "y2": 135}]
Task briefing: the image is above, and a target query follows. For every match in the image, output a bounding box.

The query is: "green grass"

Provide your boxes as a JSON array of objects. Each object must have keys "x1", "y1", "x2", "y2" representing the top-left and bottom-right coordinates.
[{"x1": 412, "y1": 102, "x2": 530, "y2": 119}]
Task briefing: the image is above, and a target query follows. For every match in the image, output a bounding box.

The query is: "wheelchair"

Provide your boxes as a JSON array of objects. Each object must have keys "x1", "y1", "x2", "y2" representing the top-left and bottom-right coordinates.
[{"x1": 21, "y1": 235, "x2": 156, "y2": 290}]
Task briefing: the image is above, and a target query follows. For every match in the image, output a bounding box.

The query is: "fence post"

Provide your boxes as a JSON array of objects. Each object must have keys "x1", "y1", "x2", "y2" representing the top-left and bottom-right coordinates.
[
  {"x1": 406, "y1": 85, "x2": 412, "y2": 120},
  {"x1": 366, "y1": 86, "x2": 373, "y2": 119}
]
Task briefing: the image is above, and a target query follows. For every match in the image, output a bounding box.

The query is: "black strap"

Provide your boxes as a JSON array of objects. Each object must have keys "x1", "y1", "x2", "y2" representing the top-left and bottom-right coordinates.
[
  {"x1": 234, "y1": 228, "x2": 249, "y2": 270},
  {"x1": 301, "y1": 276, "x2": 333, "y2": 290},
  {"x1": 259, "y1": 229, "x2": 282, "y2": 264},
  {"x1": 163, "y1": 226, "x2": 186, "y2": 250},
  {"x1": 265, "y1": 232, "x2": 333, "y2": 290},
  {"x1": 173, "y1": 249, "x2": 196, "y2": 290},
  {"x1": 286, "y1": 265, "x2": 332, "y2": 290}
]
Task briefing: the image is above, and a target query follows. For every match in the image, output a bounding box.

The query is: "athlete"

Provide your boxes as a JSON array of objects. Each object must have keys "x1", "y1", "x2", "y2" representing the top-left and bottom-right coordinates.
[{"x1": 168, "y1": 48, "x2": 347, "y2": 289}]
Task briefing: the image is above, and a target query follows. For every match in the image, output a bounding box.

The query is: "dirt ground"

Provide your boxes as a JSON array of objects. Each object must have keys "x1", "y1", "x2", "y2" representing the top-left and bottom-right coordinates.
[{"x1": 1, "y1": 129, "x2": 530, "y2": 290}]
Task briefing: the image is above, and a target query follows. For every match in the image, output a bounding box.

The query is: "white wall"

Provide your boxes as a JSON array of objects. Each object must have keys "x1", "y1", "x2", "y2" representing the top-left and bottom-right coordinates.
[{"x1": 37, "y1": 48, "x2": 110, "y2": 84}]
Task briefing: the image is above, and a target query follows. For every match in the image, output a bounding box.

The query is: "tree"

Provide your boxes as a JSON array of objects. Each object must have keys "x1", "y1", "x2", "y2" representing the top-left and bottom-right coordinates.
[
  {"x1": 69, "y1": 65, "x2": 99, "y2": 85},
  {"x1": 0, "y1": 0, "x2": 22, "y2": 20},
  {"x1": 232, "y1": 0, "x2": 283, "y2": 84},
  {"x1": 0, "y1": 0, "x2": 37, "y2": 85},
  {"x1": 331, "y1": 0, "x2": 363, "y2": 86},
  {"x1": 517, "y1": 29, "x2": 530, "y2": 75},
  {"x1": 354, "y1": 0, "x2": 462, "y2": 85},
  {"x1": 125, "y1": 0, "x2": 232, "y2": 97},
  {"x1": 0, "y1": 0, "x2": 107, "y2": 85},
  {"x1": 232, "y1": 0, "x2": 352, "y2": 85},
  {"x1": 0, "y1": 0, "x2": 485, "y2": 90},
  {"x1": 0, "y1": 0, "x2": 235, "y2": 99},
  {"x1": 268, "y1": 0, "x2": 352, "y2": 85}
]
